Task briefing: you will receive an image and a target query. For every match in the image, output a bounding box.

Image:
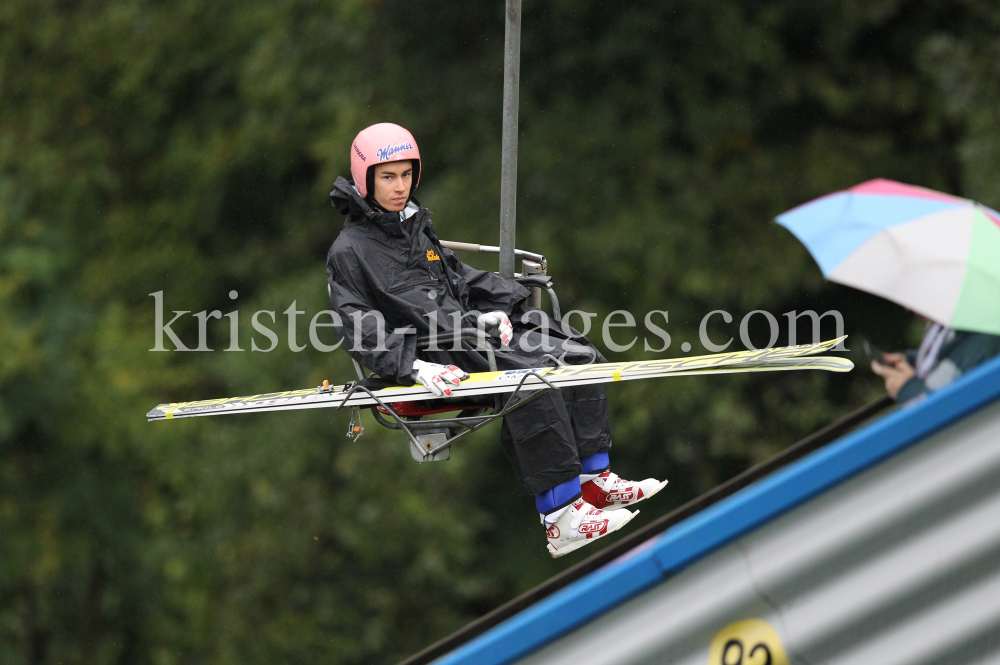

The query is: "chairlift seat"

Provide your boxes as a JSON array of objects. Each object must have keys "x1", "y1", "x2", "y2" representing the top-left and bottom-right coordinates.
[
  {"x1": 377, "y1": 399, "x2": 491, "y2": 418},
  {"x1": 336, "y1": 241, "x2": 561, "y2": 463}
]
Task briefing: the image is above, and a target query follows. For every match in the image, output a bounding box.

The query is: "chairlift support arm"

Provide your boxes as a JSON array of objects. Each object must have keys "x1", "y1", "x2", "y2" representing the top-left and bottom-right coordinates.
[{"x1": 499, "y1": 0, "x2": 522, "y2": 278}]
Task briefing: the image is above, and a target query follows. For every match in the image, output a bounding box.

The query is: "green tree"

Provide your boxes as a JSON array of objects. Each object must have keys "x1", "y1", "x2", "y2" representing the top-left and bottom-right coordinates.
[{"x1": 1, "y1": 1, "x2": 996, "y2": 663}]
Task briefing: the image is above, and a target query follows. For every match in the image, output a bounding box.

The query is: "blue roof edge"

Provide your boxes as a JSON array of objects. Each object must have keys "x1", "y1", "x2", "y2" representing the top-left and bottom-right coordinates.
[{"x1": 434, "y1": 354, "x2": 1000, "y2": 665}]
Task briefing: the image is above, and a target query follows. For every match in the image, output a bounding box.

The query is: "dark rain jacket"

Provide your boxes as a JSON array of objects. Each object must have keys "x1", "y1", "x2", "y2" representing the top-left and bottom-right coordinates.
[
  {"x1": 326, "y1": 177, "x2": 613, "y2": 496},
  {"x1": 898, "y1": 329, "x2": 1000, "y2": 404},
  {"x1": 326, "y1": 177, "x2": 533, "y2": 384}
]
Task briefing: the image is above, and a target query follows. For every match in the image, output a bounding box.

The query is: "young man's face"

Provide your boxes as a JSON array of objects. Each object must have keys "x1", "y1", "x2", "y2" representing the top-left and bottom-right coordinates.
[{"x1": 371, "y1": 160, "x2": 413, "y2": 212}]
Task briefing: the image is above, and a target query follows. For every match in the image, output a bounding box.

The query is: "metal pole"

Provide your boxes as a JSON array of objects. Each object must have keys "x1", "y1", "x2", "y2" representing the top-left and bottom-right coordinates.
[{"x1": 499, "y1": 0, "x2": 521, "y2": 279}]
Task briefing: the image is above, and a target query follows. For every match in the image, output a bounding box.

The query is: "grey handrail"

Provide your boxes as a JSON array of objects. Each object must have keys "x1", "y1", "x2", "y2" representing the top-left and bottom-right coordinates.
[{"x1": 439, "y1": 240, "x2": 546, "y2": 268}]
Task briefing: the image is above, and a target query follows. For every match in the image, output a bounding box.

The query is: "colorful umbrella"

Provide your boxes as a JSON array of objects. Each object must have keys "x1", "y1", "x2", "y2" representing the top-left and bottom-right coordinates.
[{"x1": 777, "y1": 178, "x2": 1000, "y2": 336}]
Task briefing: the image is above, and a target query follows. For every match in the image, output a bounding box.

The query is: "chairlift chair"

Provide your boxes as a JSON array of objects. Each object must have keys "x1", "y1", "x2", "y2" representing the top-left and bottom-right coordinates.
[
  {"x1": 339, "y1": 242, "x2": 563, "y2": 464},
  {"x1": 344, "y1": 0, "x2": 532, "y2": 466}
]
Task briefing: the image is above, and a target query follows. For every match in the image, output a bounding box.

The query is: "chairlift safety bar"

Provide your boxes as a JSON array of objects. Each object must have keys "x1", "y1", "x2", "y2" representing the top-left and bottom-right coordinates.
[{"x1": 439, "y1": 240, "x2": 545, "y2": 269}]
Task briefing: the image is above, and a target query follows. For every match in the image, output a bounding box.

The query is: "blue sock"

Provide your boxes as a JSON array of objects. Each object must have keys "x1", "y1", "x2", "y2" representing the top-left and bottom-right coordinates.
[
  {"x1": 535, "y1": 477, "x2": 582, "y2": 515},
  {"x1": 580, "y1": 451, "x2": 610, "y2": 474}
]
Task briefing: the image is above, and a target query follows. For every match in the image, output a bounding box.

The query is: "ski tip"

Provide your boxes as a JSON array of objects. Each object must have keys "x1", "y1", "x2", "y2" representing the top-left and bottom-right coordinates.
[
  {"x1": 146, "y1": 405, "x2": 171, "y2": 421},
  {"x1": 821, "y1": 357, "x2": 854, "y2": 372},
  {"x1": 808, "y1": 335, "x2": 848, "y2": 353}
]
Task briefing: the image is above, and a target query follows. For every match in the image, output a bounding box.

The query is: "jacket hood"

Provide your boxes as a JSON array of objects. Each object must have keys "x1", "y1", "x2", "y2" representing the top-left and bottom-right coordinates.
[
  {"x1": 330, "y1": 176, "x2": 425, "y2": 239},
  {"x1": 329, "y1": 176, "x2": 369, "y2": 216}
]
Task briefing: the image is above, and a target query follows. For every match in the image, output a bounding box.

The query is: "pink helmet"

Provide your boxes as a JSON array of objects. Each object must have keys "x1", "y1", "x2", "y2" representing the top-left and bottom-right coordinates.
[{"x1": 350, "y1": 123, "x2": 421, "y2": 198}]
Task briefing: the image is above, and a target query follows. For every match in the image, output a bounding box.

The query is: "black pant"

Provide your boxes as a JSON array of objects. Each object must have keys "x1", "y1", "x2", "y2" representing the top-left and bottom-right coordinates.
[
  {"x1": 498, "y1": 382, "x2": 612, "y2": 495},
  {"x1": 425, "y1": 324, "x2": 613, "y2": 495}
]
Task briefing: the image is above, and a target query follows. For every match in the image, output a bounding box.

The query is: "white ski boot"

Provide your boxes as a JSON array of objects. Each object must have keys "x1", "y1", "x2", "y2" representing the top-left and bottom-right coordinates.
[
  {"x1": 544, "y1": 498, "x2": 638, "y2": 558},
  {"x1": 581, "y1": 470, "x2": 667, "y2": 511}
]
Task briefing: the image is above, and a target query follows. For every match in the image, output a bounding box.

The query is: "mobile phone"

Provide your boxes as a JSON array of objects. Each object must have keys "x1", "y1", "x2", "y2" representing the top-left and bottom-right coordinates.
[{"x1": 863, "y1": 340, "x2": 888, "y2": 365}]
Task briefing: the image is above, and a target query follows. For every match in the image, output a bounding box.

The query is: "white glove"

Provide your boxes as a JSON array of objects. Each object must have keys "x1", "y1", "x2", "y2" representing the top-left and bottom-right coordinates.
[
  {"x1": 411, "y1": 359, "x2": 469, "y2": 397},
  {"x1": 478, "y1": 310, "x2": 513, "y2": 347}
]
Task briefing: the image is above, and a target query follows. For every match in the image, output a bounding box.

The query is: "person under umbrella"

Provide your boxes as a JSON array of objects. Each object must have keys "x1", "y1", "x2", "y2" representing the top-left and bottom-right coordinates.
[
  {"x1": 871, "y1": 319, "x2": 1000, "y2": 404},
  {"x1": 777, "y1": 178, "x2": 1000, "y2": 405}
]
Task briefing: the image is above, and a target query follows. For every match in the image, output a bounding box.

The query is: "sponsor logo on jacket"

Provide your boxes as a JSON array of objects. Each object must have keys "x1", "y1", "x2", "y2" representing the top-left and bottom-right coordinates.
[
  {"x1": 426, "y1": 249, "x2": 441, "y2": 261},
  {"x1": 376, "y1": 142, "x2": 414, "y2": 161},
  {"x1": 353, "y1": 142, "x2": 366, "y2": 162}
]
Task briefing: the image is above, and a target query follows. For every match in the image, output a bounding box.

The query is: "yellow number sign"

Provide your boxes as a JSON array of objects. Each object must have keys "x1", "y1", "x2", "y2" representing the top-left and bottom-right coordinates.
[{"x1": 707, "y1": 619, "x2": 789, "y2": 665}]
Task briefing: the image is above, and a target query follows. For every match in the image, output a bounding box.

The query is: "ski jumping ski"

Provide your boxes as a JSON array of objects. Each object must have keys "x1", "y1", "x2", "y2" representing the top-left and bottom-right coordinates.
[{"x1": 147, "y1": 337, "x2": 852, "y2": 422}]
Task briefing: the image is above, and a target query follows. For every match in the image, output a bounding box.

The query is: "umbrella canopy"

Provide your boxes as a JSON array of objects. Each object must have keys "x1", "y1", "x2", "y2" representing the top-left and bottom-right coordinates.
[{"x1": 777, "y1": 178, "x2": 1000, "y2": 336}]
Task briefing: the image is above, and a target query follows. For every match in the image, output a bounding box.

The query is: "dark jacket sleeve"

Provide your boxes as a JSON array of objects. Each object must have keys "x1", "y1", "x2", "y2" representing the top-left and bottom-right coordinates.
[
  {"x1": 895, "y1": 376, "x2": 928, "y2": 404},
  {"x1": 897, "y1": 332, "x2": 1000, "y2": 404},
  {"x1": 327, "y1": 246, "x2": 417, "y2": 385},
  {"x1": 440, "y1": 247, "x2": 530, "y2": 316}
]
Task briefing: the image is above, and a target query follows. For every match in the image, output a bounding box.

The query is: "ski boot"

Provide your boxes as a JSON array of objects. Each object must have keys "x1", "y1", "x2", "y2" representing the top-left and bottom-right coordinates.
[
  {"x1": 544, "y1": 498, "x2": 637, "y2": 558},
  {"x1": 582, "y1": 470, "x2": 667, "y2": 511}
]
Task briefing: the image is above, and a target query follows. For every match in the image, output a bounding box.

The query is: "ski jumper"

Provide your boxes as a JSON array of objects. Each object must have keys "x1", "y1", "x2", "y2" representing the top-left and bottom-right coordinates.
[{"x1": 326, "y1": 177, "x2": 612, "y2": 496}]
